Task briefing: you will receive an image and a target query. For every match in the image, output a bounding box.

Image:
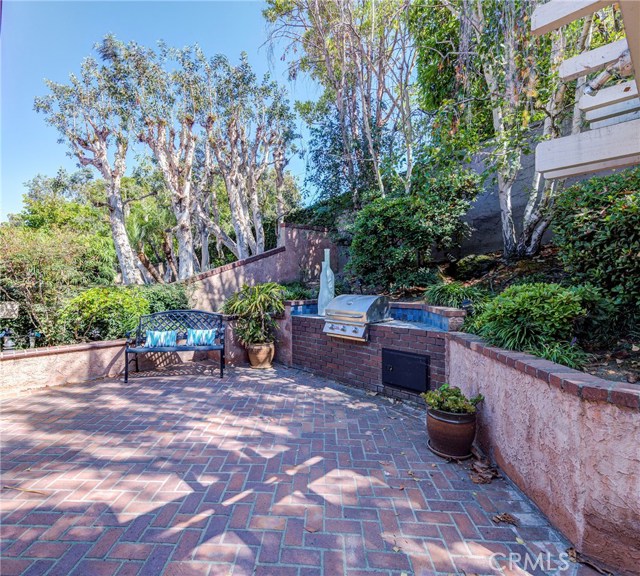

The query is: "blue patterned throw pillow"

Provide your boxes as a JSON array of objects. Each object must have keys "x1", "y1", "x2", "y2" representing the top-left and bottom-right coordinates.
[
  {"x1": 186, "y1": 328, "x2": 217, "y2": 346},
  {"x1": 144, "y1": 330, "x2": 177, "y2": 347}
]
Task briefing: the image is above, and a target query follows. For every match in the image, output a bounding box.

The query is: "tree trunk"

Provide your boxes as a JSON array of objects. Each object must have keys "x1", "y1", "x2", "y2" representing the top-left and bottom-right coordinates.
[
  {"x1": 137, "y1": 249, "x2": 164, "y2": 283},
  {"x1": 107, "y1": 190, "x2": 144, "y2": 285},
  {"x1": 200, "y1": 227, "x2": 210, "y2": 271},
  {"x1": 174, "y1": 211, "x2": 195, "y2": 280},
  {"x1": 163, "y1": 232, "x2": 179, "y2": 281},
  {"x1": 498, "y1": 173, "x2": 518, "y2": 260}
]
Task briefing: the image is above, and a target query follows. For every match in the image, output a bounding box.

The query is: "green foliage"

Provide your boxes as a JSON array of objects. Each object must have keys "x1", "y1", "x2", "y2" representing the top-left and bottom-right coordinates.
[
  {"x1": 141, "y1": 284, "x2": 190, "y2": 314},
  {"x1": 473, "y1": 283, "x2": 584, "y2": 351},
  {"x1": 0, "y1": 226, "x2": 105, "y2": 346},
  {"x1": 348, "y1": 169, "x2": 479, "y2": 290},
  {"x1": 59, "y1": 287, "x2": 150, "y2": 342},
  {"x1": 454, "y1": 254, "x2": 497, "y2": 281},
  {"x1": 532, "y1": 341, "x2": 591, "y2": 370},
  {"x1": 424, "y1": 282, "x2": 489, "y2": 309},
  {"x1": 553, "y1": 168, "x2": 640, "y2": 310},
  {"x1": 286, "y1": 192, "x2": 353, "y2": 230},
  {"x1": 421, "y1": 383, "x2": 484, "y2": 414},
  {"x1": 390, "y1": 268, "x2": 441, "y2": 295},
  {"x1": 222, "y1": 283, "x2": 286, "y2": 345},
  {"x1": 280, "y1": 282, "x2": 318, "y2": 301}
]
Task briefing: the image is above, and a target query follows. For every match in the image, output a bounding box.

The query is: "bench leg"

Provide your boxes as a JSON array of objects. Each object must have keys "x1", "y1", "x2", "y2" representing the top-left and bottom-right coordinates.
[
  {"x1": 124, "y1": 351, "x2": 129, "y2": 383},
  {"x1": 135, "y1": 354, "x2": 139, "y2": 373},
  {"x1": 220, "y1": 349, "x2": 225, "y2": 379}
]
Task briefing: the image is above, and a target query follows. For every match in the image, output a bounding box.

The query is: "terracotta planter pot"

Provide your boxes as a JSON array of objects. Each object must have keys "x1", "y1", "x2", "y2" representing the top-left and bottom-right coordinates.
[
  {"x1": 246, "y1": 343, "x2": 275, "y2": 369},
  {"x1": 426, "y1": 408, "x2": 477, "y2": 459}
]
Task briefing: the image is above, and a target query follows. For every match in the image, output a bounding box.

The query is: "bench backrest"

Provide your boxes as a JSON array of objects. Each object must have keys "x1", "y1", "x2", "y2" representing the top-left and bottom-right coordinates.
[{"x1": 134, "y1": 310, "x2": 224, "y2": 346}]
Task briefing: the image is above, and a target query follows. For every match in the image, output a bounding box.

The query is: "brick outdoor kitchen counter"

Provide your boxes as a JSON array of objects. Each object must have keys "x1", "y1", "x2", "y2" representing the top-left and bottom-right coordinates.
[{"x1": 291, "y1": 314, "x2": 446, "y2": 402}]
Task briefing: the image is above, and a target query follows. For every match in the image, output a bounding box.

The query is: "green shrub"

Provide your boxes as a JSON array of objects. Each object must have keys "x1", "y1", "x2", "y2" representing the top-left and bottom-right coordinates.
[
  {"x1": 59, "y1": 287, "x2": 150, "y2": 341},
  {"x1": 348, "y1": 169, "x2": 479, "y2": 290},
  {"x1": 390, "y1": 268, "x2": 440, "y2": 294},
  {"x1": 532, "y1": 341, "x2": 591, "y2": 370},
  {"x1": 554, "y1": 168, "x2": 640, "y2": 309},
  {"x1": 454, "y1": 254, "x2": 497, "y2": 280},
  {"x1": 280, "y1": 282, "x2": 317, "y2": 301},
  {"x1": 569, "y1": 284, "x2": 620, "y2": 349},
  {"x1": 473, "y1": 283, "x2": 584, "y2": 351},
  {"x1": 141, "y1": 284, "x2": 190, "y2": 313},
  {"x1": 424, "y1": 281, "x2": 489, "y2": 309}
]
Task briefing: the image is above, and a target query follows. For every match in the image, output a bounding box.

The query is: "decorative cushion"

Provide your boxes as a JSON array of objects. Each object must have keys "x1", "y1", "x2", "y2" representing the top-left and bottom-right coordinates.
[
  {"x1": 186, "y1": 328, "x2": 217, "y2": 346},
  {"x1": 144, "y1": 330, "x2": 177, "y2": 347}
]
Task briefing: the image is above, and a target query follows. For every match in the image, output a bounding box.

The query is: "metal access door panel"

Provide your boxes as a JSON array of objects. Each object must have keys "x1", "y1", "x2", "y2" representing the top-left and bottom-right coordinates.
[{"x1": 382, "y1": 348, "x2": 430, "y2": 393}]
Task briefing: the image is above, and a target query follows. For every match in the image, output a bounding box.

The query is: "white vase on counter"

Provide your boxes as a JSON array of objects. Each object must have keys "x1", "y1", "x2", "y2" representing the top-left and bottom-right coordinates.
[{"x1": 318, "y1": 248, "x2": 335, "y2": 316}]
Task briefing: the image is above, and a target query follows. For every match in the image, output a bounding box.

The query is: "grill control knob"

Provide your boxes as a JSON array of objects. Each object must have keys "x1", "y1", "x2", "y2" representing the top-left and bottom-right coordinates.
[
  {"x1": 340, "y1": 326, "x2": 346, "y2": 332},
  {"x1": 352, "y1": 327, "x2": 358, "y2": 334}
]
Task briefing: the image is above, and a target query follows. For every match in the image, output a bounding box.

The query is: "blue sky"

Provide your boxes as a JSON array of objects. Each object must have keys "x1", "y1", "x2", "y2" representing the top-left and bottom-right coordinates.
[{"x1": 1, "y1": 0, "x2": 319, "y2": 220}]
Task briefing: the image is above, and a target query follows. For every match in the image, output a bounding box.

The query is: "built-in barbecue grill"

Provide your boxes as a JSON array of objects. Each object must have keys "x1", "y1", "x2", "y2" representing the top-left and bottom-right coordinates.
[{"x1": 323, "y1": 295, "x2": 390, "y2": 342}]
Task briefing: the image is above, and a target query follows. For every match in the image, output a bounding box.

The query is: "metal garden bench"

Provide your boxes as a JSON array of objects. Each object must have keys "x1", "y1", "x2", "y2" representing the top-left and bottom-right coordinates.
[{"x1": 125, "y1": 310, "x2": 225, "y2": 382}]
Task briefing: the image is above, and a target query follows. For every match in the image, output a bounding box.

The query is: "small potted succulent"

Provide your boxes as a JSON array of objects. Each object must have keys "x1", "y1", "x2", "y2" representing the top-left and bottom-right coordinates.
[
  {"x1": 422, "y1": 384, "x2": 484, "y2": 459},
  {"x1": 223, "y1": 283, "x2": 285, "y2": 369}
]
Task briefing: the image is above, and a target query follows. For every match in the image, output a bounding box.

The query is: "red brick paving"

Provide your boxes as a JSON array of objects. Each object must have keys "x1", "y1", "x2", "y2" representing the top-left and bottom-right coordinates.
[{"x1": 1, "y1": 366, "x2": 595, "y2": 575}]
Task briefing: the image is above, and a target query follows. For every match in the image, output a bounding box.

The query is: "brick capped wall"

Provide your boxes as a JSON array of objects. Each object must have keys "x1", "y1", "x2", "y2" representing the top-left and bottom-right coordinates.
[{"x1": 291, "y1": 315, "x2": 446, "y2": 403}]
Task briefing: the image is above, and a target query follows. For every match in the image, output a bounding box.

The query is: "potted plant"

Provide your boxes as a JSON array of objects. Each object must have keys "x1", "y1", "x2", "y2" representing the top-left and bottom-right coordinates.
[
  {"x1": 223, "y1": 283, "x2": 285, "y2": 369},
  {"x1": 421, "y1": 384, "x2": 484, "y2": 459}
]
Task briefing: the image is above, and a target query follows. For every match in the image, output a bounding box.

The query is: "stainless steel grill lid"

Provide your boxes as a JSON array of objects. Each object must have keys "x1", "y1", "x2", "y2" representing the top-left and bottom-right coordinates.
[{"x1": 323, "y1": 295, "x2": 390, "y2": 341}]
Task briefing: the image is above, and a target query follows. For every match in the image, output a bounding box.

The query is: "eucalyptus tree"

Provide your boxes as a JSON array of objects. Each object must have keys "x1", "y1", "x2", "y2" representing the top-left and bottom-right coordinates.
[
  {"x1": 35, "y1": 59, "x2": 145, "y2": 284},
  {"x1": 196, "y1": 52, "x2": 298, "y2": 259},
  {"x1": 265, "y1": 0, "x2": 418, "y2": 201},
  {"x1": 97, "y1": 37, "x2": 199, "y2": 280}
]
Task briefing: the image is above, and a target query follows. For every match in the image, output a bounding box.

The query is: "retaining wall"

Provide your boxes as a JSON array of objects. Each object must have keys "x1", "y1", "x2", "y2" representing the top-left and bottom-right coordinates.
[
  {"x1": 188, "y1": 224, "x2": 342, "y2": 313},
  {"x1": 447, "y1": 332, "x2": 640, "y2": 575}
]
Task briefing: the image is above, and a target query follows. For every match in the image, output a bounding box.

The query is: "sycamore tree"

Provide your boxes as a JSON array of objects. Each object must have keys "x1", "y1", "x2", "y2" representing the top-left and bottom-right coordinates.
[{"x1": 35, "y1": 58, "x2": 145, "y2": 284}]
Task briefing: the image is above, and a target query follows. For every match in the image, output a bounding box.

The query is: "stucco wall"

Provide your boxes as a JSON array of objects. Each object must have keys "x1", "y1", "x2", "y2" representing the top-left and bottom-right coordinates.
[
  {"x1": 447, "y1": 334, "x2": 640, "y2": 575},
  {"x1": 0, "y1": 326, "x2": 252, "y2": 400},
  {"x1": 0, "y1": 340, "x2": 128, "y2": 399},
  {"x1": 188, "y1": 224, "x2": 340, "y2": 313}
]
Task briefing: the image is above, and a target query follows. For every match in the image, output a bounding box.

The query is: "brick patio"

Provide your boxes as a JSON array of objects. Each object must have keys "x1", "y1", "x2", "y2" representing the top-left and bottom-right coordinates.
[{"x1": 0, "y1": 365, "x2": 597, "y2": 575}]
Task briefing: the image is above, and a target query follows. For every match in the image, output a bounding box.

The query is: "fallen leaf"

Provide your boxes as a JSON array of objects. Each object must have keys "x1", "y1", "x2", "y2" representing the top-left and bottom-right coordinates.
[
  {"x1": 627, "y1": 372, "x2": 638, "y2": 384},
  {"x1": 304, "y1": 526, "x2": 319, "y2": 533},
  {"x1": 516, "y1": 537, "x2": 525, "y2": 545},
  {"x1": 393, "y1": 546, "x2": 402, "y2": 553},
  {"x1": 398, "y1": 485, "x2": 405, "y2": 491},
  {"x1": 632, "y1": 345, "x2": 639, "y2": 352},
  {"x1": 366, "y1": 391, "x2": 378, "y2": 397},
  {"x1": 469, "y1": 459, "x2": 501, "y2": 484},
  {"x1": 492, "y1": 513, "x2": 518, "y2": 526}
]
